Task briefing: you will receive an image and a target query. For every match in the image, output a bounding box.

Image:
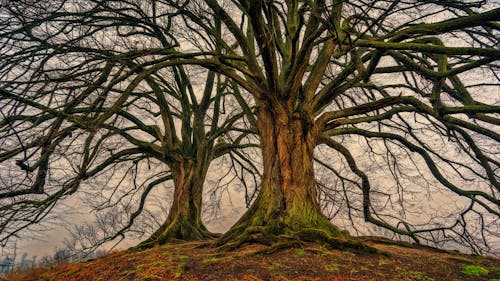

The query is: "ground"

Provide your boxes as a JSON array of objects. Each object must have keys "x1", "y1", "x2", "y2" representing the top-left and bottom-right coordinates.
[{"x1": 4, "y1": 237, "x2": 500, "y2": 281}]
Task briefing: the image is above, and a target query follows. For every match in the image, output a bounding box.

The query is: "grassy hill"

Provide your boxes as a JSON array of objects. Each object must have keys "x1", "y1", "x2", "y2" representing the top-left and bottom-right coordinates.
[{"x1": 4, "y1": 237, "x2": 500, "y2": 281}]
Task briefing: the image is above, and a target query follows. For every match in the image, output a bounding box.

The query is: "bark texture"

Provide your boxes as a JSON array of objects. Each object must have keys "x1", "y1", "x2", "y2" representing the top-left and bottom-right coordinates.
[
  {"x1": 218, "y1": 102, "x2": 368, "y2": 252},
  {"x1": 138, "y1": 159, "x2": 217, "y2": 249}
]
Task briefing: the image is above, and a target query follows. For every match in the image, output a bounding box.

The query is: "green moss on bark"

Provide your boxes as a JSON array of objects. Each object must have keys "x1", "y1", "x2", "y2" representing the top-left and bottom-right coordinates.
[
  {"x1": 134, "y1": 215, "x2": 218, "y2": 251},
  {"x1": 216, "y1": 194, "x2": 374, "y2": 253}
]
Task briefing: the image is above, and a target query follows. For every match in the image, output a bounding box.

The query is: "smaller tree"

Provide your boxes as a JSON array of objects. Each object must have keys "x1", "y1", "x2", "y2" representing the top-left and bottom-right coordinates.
[{"x1": 0, "y1": 0, "x2": 257, "y2": 247}]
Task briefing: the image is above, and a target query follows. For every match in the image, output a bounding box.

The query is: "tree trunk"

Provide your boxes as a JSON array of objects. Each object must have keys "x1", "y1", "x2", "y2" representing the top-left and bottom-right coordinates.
[
  {"x1": 138, "y1": 159, "x2": 216, "y2": 248},
  {"x1": 218, "y1": 102, "x2": 358, "y2": 251}
]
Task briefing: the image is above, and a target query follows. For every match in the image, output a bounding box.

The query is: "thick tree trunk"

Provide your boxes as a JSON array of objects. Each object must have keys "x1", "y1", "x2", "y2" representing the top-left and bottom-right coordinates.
[
  {"x1": 218, "y1": 102, "x2": 361, "y2": 251},
  {"x1": 138, "y1": 159, "x2": 216, "y2": 248}
]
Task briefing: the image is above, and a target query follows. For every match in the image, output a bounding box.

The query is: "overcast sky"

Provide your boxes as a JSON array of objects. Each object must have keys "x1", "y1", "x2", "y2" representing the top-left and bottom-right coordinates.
[{"x1": 9, "y1": 175, "x2": 248, "y2": 264}]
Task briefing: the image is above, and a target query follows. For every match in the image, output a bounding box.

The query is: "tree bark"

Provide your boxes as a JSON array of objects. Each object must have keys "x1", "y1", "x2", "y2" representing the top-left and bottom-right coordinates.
[
  {"x1": 138, "y1": 159, "x2": 216, "y2": 248},
  {"x1": 218, "y1": 101, "x2": 353, "y2": 251}
]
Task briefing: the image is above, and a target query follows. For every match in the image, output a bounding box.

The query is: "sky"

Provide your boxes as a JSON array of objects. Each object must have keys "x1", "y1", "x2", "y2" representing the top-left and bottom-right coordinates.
[{"x1": 9, "y1": 173, "x2": 249, "y2": 264}]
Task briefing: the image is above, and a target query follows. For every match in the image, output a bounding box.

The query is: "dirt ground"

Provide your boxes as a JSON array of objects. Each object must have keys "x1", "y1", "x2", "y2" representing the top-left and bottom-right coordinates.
[{"x1": 4, "y1": 237, "x2": 500, "y2": 281}]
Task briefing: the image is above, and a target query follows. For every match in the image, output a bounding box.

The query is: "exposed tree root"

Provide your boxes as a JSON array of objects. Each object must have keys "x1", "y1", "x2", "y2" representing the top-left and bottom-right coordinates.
[
  {"x1": 253, "y1": 240, "x2": 304, "y2": 255},
  {"x1": 131, "y1": 216, "x2": 218, "y2": 251},
  {"x1": 214, "y1": 182, "x2": 379, "y2": 255},
  {"x1": 216, "y1": 217, "x2": 378, "y2": 255}
]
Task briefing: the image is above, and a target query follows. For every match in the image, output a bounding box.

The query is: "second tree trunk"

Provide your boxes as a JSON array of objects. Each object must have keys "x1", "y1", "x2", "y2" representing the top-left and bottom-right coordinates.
[{"x1": 140, "y1": 159, "x2": 216, "y2": 247}]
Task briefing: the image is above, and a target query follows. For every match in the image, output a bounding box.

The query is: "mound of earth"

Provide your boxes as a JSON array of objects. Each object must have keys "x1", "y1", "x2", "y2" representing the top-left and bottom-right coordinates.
[{"x1": 4, "y1": 237, "x2": 499, "y2": 281}]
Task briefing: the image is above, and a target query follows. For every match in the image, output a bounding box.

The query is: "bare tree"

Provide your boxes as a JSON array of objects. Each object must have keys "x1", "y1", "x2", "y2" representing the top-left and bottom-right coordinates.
[
  {"x1": 0, "y1": 0, "x2": 256, "y2": 248},
  {"x1": 1, "y1": 0, "x2": 499, "y2": 254},
  {"x1": 134, "y1": 0, "x2": 498, "y2": 252}
]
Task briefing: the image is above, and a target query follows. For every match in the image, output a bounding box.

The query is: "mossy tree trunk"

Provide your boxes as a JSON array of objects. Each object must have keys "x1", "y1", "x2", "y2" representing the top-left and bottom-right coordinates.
[
  {"x1": 218, "y1": 101, "x2": 351, "y2": 250},
  {"x1": 139, "y1": 158, "x2": 217, "y2": 248},
  {"x1": 137, "y1": 70, "x2": 221, "y2": 248}
]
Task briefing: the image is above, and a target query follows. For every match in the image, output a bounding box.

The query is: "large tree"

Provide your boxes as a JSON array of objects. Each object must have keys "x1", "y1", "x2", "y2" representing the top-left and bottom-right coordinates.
[
  {"x1": 0, "y1": 0, "x2": 255, "y2": 247},
  {"x1": 152, "y1": 0, "x2": 499, "y2": 251},
  {"x1": 1, "y1": 0, "x2": 499, "y2": 254}
]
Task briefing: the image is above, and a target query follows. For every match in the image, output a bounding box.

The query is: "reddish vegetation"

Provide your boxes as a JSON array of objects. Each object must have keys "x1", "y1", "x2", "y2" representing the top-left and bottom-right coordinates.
[{"x1": 4, "y1": 237, "x2": 499, "y2": 281}]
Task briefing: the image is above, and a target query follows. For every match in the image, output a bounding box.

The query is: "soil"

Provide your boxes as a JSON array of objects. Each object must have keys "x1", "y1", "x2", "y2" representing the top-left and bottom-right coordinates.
[{"x1": 4, "y1": 237, "x2": 500, "y2": 281}]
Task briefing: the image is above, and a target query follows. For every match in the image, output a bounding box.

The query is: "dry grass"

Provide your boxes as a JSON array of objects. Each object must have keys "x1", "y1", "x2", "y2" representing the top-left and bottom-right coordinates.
[{"x1": 3, "y1": 237, "x2": 499, "y2": 281}]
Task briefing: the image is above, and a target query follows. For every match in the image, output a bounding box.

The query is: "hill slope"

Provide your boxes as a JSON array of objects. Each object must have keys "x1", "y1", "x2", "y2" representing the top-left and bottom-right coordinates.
[{"x1": 4, "y1": 237, "x2": 500, "y2": 281}]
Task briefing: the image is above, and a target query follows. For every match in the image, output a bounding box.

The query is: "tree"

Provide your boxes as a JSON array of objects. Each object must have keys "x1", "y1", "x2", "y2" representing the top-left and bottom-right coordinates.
[
  {"x1": 1, "y1": 0, "x2": 499, "y2": 254},
  {"x1": 146, "y1": 0, "x2": 498, "y2": 252},
  {"x1": 0, "y1": 0, "x2": 256, "y2": 247}
]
